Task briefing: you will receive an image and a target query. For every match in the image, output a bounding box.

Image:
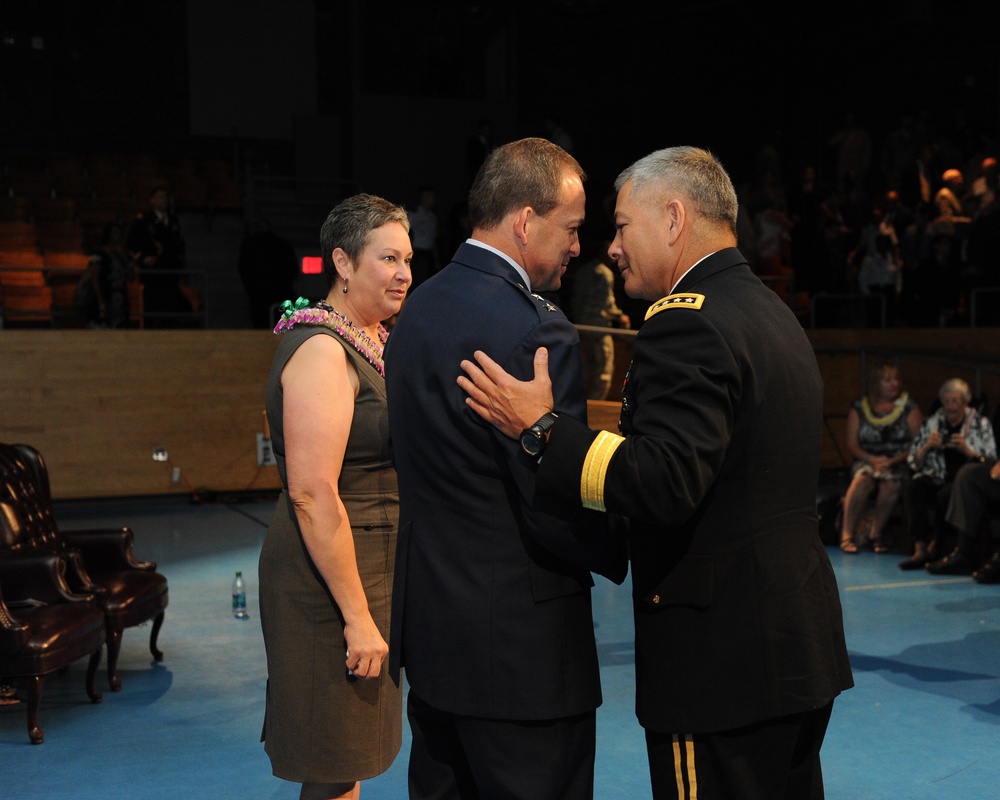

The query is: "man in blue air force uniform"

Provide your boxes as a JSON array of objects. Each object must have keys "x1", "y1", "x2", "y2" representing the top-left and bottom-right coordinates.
[{"x1": 385, "y1": 137, "x2": 626, "y2": 800}]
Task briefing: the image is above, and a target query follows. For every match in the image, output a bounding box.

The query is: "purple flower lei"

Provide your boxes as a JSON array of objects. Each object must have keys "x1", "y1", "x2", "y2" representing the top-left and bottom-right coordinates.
[{"x1": 274, "y1": 297, "x2": 388, "y2": 377}]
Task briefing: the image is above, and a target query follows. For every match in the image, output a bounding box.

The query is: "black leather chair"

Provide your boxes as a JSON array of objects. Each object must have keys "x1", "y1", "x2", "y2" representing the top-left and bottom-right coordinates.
[
  {"x1": 0, "y1": 542, "x2": 105, "y2": 743},
  {"x1": 0, "y1": 443, "x2": 168, "y2": 691}
]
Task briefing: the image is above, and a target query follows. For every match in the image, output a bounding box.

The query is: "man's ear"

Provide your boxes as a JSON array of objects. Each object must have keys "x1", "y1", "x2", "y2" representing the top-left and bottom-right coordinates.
[
  {"x1": 664, "y1": 199, "x2": 686, "y2": 245},
  {"x1": 512, "y1": 206, "x2": 532, "y2": 247}
]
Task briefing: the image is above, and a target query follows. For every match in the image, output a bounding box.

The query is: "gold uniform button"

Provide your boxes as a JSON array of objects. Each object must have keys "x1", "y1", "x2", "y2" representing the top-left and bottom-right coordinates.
[{"x1": 651, "y1": 594, "x2": 660, "y2": 604}]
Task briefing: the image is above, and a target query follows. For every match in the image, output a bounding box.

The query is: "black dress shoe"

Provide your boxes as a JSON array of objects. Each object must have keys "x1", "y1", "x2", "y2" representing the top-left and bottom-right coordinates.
[
  {"x1": 926, "y1": 550, "x2": 975, "y2": 576},
  {"x1": 898, "y1": 554, "x2": 932, "y2": 570},
  {"x1": 973, "y1": 552, "x2": 1000, "y2": 584}
]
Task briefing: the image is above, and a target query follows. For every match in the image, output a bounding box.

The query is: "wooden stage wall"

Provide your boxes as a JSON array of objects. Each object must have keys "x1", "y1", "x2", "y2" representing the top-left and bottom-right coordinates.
[
  {"x1": 1, "y1": 331, "x2": 282, "y2": 499},
  {"x1": 2, "y1": 329, "x2": 1000, "y2": 500}
]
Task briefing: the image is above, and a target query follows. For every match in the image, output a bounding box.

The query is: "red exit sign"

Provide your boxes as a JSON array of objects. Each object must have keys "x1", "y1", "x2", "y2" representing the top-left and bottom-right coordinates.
[{"x1": 301, "y1": 256, "x2": 323, "y2": 274}]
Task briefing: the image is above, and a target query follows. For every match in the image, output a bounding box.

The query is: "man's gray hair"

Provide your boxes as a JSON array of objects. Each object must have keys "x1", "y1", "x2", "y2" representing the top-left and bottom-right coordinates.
[{"x1": 615, "y1": 146, "x2": 738, "y2": 234}]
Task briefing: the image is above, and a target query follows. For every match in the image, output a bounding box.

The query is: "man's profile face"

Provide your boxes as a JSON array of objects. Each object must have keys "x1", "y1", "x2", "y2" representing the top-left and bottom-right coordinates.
[
  {"x1": 524, "y1": 172, "x2": 585, "y2": 292},
  {"x1": 609, "y1": 180, "x2": 671, "y2": 301}
]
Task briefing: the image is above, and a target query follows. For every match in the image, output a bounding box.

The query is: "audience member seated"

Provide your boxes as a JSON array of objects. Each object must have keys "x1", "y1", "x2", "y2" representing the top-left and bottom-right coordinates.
[
  {"x1": 927, "y1": 458, "x2": 1000, "y2": 581},
  {"x1": 899, "y1": 378, "x2": 997, "y2": 569},
  {"x1": 81, "y1": 222, "x2": 132, "y2": 328},
  {"x1": 840, "y1": 364, "x2": 922, "y2": 553}
]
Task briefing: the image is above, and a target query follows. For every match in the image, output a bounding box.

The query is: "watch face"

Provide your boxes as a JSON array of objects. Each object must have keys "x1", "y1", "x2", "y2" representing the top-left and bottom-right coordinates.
[
  {"x1": 520, "y1": 430, "x2": 543, "y2": 457},
  {"x1": 520, "y1": 413, "x2": 557, "y2": 457}
]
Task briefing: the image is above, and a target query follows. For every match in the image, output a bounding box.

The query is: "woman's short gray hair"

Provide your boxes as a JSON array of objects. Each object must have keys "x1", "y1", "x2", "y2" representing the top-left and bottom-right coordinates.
[
  {"x1": 320, "y1": 193, "x2": 409, "y2": 283},
  {"x1": 939, "y1": 377, "x2": 971, "y2": 403}
]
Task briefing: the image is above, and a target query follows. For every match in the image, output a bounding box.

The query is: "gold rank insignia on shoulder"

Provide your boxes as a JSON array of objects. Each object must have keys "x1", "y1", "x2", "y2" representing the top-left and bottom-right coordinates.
[
  {"x1": 644, "y1": 292, "x2": 705, "y2": 321},
  {"x1": 531, "y1": 292, "x2": 558, "y2": 312}
]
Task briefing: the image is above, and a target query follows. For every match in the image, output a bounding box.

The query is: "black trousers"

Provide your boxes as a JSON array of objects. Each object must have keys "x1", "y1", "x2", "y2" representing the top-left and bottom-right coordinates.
[
  {"x1": 903, "y1": 475, "x2": 954, "y2": 548},
  {"x1": 406, "y1": 689, "x2": 596, "y2": 800},
  {"x1": 645, "y1": 701, "x2": 834, "y2": 800},
  {"x1": 946, "y1": 461, "x2": 1000, "y2": 552}
]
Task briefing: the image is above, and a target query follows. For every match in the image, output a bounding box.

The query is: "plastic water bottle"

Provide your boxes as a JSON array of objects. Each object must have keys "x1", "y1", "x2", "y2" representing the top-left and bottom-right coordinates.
[{"x1": 232, "y1": 571, "x2": 249, "y2": 619}]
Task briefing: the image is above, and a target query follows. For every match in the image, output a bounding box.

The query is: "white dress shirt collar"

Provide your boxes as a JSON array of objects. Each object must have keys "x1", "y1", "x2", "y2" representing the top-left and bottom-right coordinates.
[{"x1": 466, "y1": 239, "x2": 531, "y2": 290}]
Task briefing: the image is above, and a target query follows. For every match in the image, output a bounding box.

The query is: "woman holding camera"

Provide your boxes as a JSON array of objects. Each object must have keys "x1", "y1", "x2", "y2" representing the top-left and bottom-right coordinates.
[{"x1": 899, "y1": 378, "x2": 997, "y2": 569}]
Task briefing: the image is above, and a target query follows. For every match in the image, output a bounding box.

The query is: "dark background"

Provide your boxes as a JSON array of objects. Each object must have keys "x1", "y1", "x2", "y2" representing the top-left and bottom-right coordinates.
[{"x1": 3, "y1": 0, "x2": 1000, "y2": 236}]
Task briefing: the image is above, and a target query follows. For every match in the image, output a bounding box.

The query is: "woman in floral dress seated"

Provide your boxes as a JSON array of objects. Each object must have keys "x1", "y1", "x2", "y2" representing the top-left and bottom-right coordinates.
[{"x1": 839, "y1": 364, "x2": 923, "y2": 553}]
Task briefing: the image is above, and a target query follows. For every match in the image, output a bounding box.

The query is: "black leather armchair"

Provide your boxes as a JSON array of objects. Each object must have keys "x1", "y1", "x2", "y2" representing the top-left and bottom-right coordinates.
[
  {"x1": 0, "y1": 443, "x2": 168, "y2": 691},
  {"x1": 0, "y1": 548, "x2": 105, "y2": 744}
]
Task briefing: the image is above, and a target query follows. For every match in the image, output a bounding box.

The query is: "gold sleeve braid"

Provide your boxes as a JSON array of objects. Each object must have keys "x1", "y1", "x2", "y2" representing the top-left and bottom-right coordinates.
[{"x1": 580, "y1": 430, "x2": 626, "y2": 511}]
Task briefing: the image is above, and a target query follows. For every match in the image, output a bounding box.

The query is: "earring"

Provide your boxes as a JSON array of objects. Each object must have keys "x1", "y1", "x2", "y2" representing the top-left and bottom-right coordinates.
[{"x1": 342, "y1": 278, "x2": 348, "y2": 294}]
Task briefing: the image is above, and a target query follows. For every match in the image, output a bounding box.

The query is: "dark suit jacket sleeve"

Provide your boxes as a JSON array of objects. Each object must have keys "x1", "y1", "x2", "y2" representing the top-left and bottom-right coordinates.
[
  {"x1": 537, "y1": 306, "x2": 737, "y2": 528},
  {"x1": 491, "y1": 316, "x2": 627, "y2": 584}
]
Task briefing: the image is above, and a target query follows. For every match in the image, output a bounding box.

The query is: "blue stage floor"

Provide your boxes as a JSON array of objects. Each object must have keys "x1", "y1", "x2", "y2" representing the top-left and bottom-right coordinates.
[{"x1": 2, "y1": 495, "x2": 998, "y2": 799}]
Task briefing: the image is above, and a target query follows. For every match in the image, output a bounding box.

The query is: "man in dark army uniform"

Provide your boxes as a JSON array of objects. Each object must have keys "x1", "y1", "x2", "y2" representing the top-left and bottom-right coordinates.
[{"x1": 459, "y1": 146, "x2": 854, "y2": 800}]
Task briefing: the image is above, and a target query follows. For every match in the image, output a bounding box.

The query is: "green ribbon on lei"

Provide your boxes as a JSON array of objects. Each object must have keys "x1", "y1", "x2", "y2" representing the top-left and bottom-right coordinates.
[{"x1": 279, "y1": 297, "x2": 312, "y2": 320}]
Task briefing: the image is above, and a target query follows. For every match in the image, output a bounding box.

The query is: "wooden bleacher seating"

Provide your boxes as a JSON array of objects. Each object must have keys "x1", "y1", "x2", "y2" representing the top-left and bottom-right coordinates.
[
  {"x1": 0, "y1": 221, "x2": 40, "y2": 252},
  {"x1": 36, "y1": 220, "x2": 85, "y2": 255},
  {"x1": 0, "y1": 196, "x2": 30, "y2": 222},
  {"x1": 0, "y1": 268, "x2": 46, "y2": 286},
  {"x1": 41, "y1": 252, "x2": 89, "y2": 270},
  {"x1": 30, "y1": 196, "x2": 77, "y2": 225},
  {"x1": 0, "y1": 147, "x2": 242, "y2": 328},
  {"x1": 0, "y1": 249, "x2": 44, "y2": 269},
  {"x1": 0, "y1": 251, "x2": 49, "y2": 324},
  {"x1": 42, "y1": 253, "x2": 90, "y2": 321}
]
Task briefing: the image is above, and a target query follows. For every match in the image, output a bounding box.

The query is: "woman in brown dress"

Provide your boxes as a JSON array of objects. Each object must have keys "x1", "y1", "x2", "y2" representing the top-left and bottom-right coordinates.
[{"x1": 259, "y1": 194, "x2": 411, "y2": 799}]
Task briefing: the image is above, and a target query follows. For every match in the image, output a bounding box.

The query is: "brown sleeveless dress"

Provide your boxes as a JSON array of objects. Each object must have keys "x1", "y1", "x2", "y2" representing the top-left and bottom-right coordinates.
[{"x1": 258, "y1": 325, "x2": 401, "y2": 783}]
